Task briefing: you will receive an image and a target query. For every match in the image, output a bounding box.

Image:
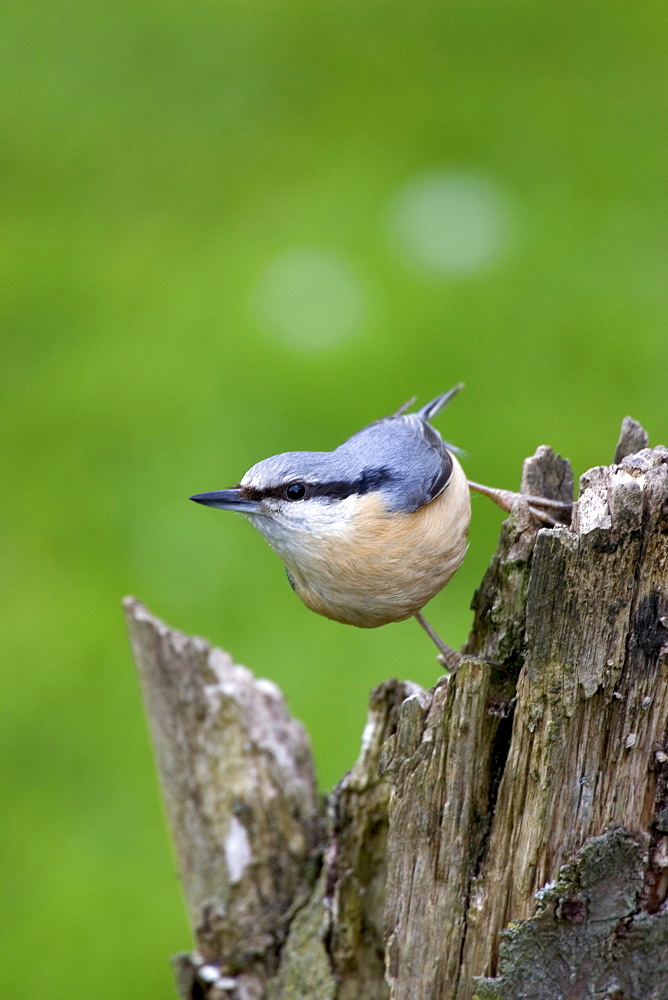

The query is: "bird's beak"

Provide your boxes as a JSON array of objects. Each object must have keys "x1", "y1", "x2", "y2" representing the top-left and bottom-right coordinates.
[{"x1": 189, "y1": 489, "x2": 261, "y2": 514}]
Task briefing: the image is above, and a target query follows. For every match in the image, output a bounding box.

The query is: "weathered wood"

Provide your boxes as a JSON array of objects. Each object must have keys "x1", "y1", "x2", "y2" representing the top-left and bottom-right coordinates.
[
  {"x1": 124, "y1": 599, "x2": 321, "y2": 998},
  {"x1": 474, "y1": 828, "x2": 668, "y2": 1000},
  {"x1": 125, "y1": 422, "x2": 668, "y2": 1000},
  {"x1": 461, "y1": 441, "x2": 668, "y2": 992},
  {"x1": 268, "y1": 679, "x2": 415, "y2": 1000},
  {"x1": 378, "y1": 446, "x2": 576, "y2": 1000},
  {"x1": 381, "y1": 660, "x2": 496, "y2": 999},
  {"x1": 614, "y1": 415, "x2": 649, "y2": 464}
]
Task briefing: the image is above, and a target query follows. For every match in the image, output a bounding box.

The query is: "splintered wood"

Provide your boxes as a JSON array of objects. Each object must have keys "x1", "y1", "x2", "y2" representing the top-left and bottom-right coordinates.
[
  {"x1": 124, "y1": 598, "x2": 321, "y2": 998},
  {"x1": 125, "y1": 424, "x2": 668, "y2": 1000}
]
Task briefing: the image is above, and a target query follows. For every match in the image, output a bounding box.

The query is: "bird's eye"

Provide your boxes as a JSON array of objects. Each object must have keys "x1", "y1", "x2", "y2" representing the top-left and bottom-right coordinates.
[{"x1": 285, "y1": 482, "x2": 307, "y2": 501}]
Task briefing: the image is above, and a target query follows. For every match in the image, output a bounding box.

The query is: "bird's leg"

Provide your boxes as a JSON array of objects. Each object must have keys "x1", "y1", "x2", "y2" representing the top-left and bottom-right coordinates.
[
  {"x1": 414, "y1": 612, "x2": 463, "y2": 672},
  {"x1": 467, "y1": 480, "x2": 572, "y2": 528}
]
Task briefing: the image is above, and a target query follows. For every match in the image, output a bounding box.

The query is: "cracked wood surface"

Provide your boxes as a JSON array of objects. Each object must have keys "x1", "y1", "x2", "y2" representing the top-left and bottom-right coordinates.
[
  {"x1": 460, "y1": 440, "x2": 668, "y2": 993},
  {"x1": 125, "y1": 420, "x2": 668, "y2": 1000},
  {"x1": 124, "y1": 598, "x2": 321, "y2": 998}
]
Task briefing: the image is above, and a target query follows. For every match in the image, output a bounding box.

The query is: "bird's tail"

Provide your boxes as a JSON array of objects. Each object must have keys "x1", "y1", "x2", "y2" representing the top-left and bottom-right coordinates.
[{"x1": 417, "y1": 383, "x2": 464, "y2": 423}]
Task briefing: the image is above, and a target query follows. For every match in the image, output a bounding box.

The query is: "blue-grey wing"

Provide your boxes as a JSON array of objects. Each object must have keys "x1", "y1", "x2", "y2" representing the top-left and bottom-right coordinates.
[
  {"x1": 337, "y1": 411, "x2": 454, "y2": 513},
  {"x1": 397, "y1": 415, "x2": 454, "y2": 511}
]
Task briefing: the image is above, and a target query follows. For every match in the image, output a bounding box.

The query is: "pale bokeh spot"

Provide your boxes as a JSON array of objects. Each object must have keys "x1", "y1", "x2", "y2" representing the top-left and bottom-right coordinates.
[
  {"x1": 253, "y1": 248, "x2": 366, "y2": 350},
  {"x1": 388, "y1": 170, "x2": 514, "y2": 276}
]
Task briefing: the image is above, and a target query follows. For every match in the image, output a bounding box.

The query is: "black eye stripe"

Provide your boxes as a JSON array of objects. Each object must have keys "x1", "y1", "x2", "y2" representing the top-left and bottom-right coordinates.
[
  {"x1": 240, "y1": 467, "x2": 393, "y2": 503},
  {"x1": 309, "y1": 468, "x2": 392, "y2": 499}
]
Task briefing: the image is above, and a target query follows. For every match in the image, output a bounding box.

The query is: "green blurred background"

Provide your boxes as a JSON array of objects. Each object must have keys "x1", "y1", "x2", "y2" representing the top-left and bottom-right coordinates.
[{"x1": 2, "y1": 2, "x2": 666, "y2": 996}]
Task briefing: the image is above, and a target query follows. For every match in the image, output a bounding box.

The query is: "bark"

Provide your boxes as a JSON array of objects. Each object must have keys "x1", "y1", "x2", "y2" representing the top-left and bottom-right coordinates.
[{"x1": 124, "y1": 419, "x2": 668, "y2": 1000}]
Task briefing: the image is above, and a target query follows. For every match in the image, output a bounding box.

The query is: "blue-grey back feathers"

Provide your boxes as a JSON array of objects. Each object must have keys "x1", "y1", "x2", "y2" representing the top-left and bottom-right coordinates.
[{"x1": 241, "y1": 388, "x2": 462, "y2": 515}]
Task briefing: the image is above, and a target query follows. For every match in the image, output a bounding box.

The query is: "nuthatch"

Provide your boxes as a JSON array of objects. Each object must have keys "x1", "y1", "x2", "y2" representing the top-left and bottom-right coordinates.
[{"x1": 191, "y1": 386, "x2": 570, "y2": 670}]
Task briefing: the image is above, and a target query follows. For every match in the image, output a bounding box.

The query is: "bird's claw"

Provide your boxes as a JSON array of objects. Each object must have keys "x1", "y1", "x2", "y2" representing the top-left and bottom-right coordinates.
[
  {"x1": 468, "y1": 481, "x2": 572, "y2": 527},
  {"x1": 522, "y1": 495, "x2": 573, "y2": 527},
  {"x1": 436, "y1": 648, "x2": 464, "y2": 674}
]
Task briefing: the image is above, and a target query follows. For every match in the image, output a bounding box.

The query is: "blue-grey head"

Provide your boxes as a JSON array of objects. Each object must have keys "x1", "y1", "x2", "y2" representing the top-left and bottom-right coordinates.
[{"x1": 190, "y1": 386, "x2": 463, "y2": 560}]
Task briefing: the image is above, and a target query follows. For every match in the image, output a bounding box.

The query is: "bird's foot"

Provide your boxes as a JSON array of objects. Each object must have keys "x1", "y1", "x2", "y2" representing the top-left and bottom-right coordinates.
[
  {"x1": 468, "y1": 480, "x2": 572, "y2": 527},
  {"x1": 436, "y1": 647, "x2": 464, "y2": 673},
  {"x1": 414, "y1": 612, "x2": 463, "y2": 673}
]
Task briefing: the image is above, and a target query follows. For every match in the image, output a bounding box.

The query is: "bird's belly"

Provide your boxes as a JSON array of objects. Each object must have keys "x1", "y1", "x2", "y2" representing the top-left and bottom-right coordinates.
[{"x1": 286, "y1": 468, "x2": 471, "y2": 628}]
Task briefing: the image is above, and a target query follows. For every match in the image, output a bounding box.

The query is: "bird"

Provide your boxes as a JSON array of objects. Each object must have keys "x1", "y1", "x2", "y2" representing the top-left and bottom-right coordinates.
[{"x1": 190, "y1": 385, "x2": 570, "y2": 670}]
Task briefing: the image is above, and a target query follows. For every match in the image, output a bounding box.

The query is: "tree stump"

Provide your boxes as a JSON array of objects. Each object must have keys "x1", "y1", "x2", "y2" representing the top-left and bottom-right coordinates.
[{"x1": 124, "y1": 420, "x2": 668, "y2": 1000}]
